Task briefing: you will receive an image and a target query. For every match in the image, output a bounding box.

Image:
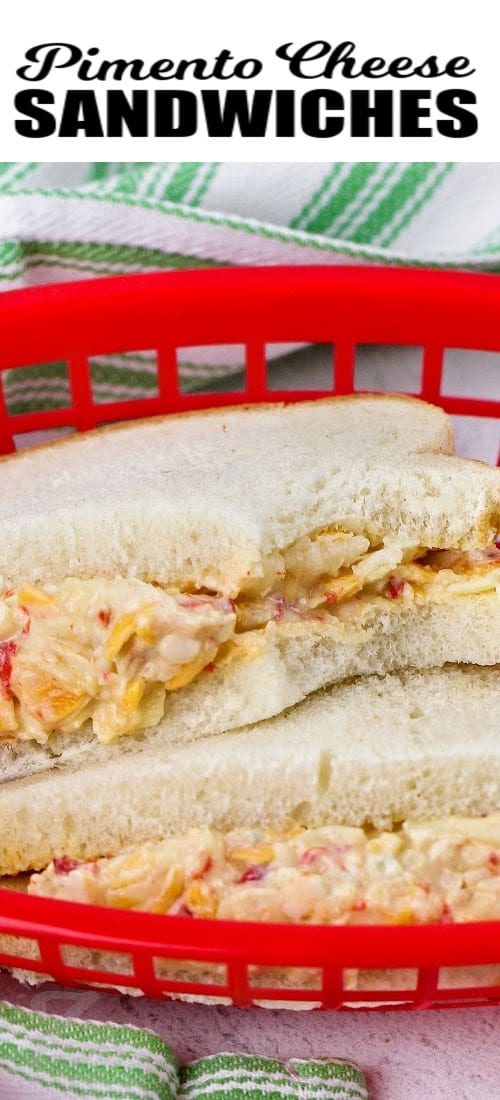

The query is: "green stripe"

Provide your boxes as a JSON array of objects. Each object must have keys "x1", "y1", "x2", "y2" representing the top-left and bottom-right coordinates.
[
  {"x1": 190, "y1": 161, "x2": 220, "y2": 206},
  {"x1": 295, "y1": 163, "x2": 382, "y2": 235},
  {"x1": 0, "y1": 162, "x2": 17, "y2": 179},
  {"x1": 181, "y1": 1058, "x2": 367, "y2": 1100},
  {"x1": 471, "y1": 225, "x2": 500, "y2": 252},
  {"x1": 0, "y1": 1039, "x2": 175, "y2": 1095},
  {"x1": 347, "y1": 163, "x2": 435, "y2": 244},
  {"x1": 2, "y1": 185, "x2": 500, "y2": 273},
  {"x1": 290, "y1": 163, "x2": 346, "y2": 230},
  {"x1": 182, "y1": 1052, "x2": 365, "y2": 1085},
  {"x1": 4, "y1": 361, "x2": 69, "y2": 414},
  {"x1": 0, "y1": 1017, "x2": 177, "y2": 1076},
  {"x1": 108, "y1": 163, "x2": 158, "y2": 196},
  {"x1": 334, "y1": 162, "x2": 400, "y2": 241},
  {"x1": 0, "y1": 240, "x2": 23, "y2": 264},
  {"x1": 89, "y1": 350, "x2": 157, "y2": 367},
  {"x1": 0, "y1": 1060, "x2": 152, "y2": 1100},
  {"x1": 381, "y1": 162, "x2": 454, "y2": 246},
  {"x1": 86, "y1": 162, "x2": 114, "y2": 182},
  {"x1": 0, "y1": 238, "x2": 226, "y2": 283},
  {"x1": 0, "y1": 1007, "x2": 366, "y2": 1098},
  {"x1": 143, "y1": 163, "x2": 172, "y2": 200},
  {"x1": 0, "y1": 1004, "x2": 167, "y2": 1048},
  {"x1": 164, "y1": 162, "x2": 204, "y2": 203},
  {"x1": 89, "y1": 361, "x2": 158, "y2": 391},
  {"x1": 0, "y1": 163, "x2": 38, "y2": 190},
  {"x1": 291, "y1": 1060, "x2": 365, "y2": 1084}
]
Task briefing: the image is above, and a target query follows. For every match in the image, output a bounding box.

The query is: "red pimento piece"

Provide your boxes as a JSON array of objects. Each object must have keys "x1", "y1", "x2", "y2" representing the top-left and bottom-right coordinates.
[
  {"x1": 203, "y1": 662, "x2": 216, "y2": 673},
  {"x1": 175, "y1": 903, "x2": 194, "y2": 917},
  {"x1": 299, "y1": 845, "x2": 331, "y2": 870},
  {"x1": 495, "y1": 537, "x2": 500, "y2": 551},
  {"x1": 221, "y1": 597, "x2": 236, "y2": 615},
  {"x1": 386, "y1": 577, "x2": 405, "y2": 599},
  {"x1": 2, "y1": 589, "x2": 14, "y2": 599},
  {"x1": 271, "y1": 596, "x2": 286, "y2": 622},
  {"x1": 238, "y1": 864, "x2": 266, "y2": 884},
  {"x1": 98, "y1": 609, "x2": 111, "y2": 628},
  {"x1": 487, "y1": 852, "x2": 500, "y2": 872},
  {"x1": 0, "y1": 639, "x2": 17, "y2": 699},
  {"x1": 325, "y1": 590, "x2": 338, "y2": 605},
  {"x1": 53, "y1": 855, "x2": 80, "y2": 875},
  {"x1": 353, "y1": 898, "x2": 367, "y2": 912},
  {"x1": 193, "y1": 855, "x2": 213, "y2": 879},
  {"x1": 178, "y1": 595, "x2": 215, "y2": 609}
]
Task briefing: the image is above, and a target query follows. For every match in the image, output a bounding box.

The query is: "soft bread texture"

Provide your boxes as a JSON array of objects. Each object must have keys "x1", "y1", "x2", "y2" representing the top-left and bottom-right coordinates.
[
  {"x1": 1, "y1": 663, "x2": 500, "y2": 1004},
  {"x1": 1, "y1": 664, "x2": 499, "y2": 876},
  {"x1": 1, "y1": 395, "x2": 499, "y2": 592},
  {"x1": 2, "y1": 590, "x2": 500, "y2": 789}
]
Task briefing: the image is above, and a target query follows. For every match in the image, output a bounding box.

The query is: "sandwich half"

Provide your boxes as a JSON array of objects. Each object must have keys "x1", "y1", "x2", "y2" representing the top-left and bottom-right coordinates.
[
  {"x1": 6, "y1": 663, "x2": 500, "y2": 925},
  {"x1": 0, "y1": 394, "x2": 499, "y2": 787}
]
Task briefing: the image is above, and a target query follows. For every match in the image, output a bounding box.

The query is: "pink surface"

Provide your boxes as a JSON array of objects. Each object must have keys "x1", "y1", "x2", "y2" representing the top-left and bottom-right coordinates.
[{"x1": 1, "y1": 974, "x2": 500, "y2": 1099}]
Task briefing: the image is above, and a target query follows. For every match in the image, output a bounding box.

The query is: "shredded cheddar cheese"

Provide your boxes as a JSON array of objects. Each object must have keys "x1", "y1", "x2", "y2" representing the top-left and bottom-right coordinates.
[
  {"x1": 29, "y1": 814, "x2": 500, "y2": 926},
  {"x1": 1, "y1": 535, "x2": 499, "y2": 745}
]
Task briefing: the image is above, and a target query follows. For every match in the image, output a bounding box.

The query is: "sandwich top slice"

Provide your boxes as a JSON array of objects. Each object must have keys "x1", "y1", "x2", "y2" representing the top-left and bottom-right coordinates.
[{"x1": 0, "y1": 394, "x2": 499, "y2": 754}]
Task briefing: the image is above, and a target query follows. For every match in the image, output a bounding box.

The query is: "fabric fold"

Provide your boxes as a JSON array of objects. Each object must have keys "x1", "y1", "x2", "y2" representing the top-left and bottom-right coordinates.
[{"x1": 0, "y1": 1002, "x2": 368, "y2": 1099}]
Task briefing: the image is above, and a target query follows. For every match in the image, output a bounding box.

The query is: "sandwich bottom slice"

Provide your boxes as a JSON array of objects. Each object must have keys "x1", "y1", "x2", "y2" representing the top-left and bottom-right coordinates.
[{"x1": 1, "y1": 663, "x2": 500, "y2": 1000}]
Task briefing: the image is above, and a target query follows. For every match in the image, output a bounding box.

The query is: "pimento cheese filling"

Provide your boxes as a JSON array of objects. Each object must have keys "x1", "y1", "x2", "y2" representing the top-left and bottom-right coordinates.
[
  {"x1": 1, "y1": 534, "x2": 499, "y2": 745},
  {"x1": 29, "y1": 814, "x2": 500, "y2": 926}
]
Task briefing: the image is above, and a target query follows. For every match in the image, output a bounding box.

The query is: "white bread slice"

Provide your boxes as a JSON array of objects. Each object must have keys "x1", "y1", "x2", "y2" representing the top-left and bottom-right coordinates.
[
  {"x1": 2, "y1": 588, "x2": 499, "y2": 789},
  {"x1": 0, "y1": 395, "x2": 498, "y2": 593},
  {"x1": 2, "y1": 664, "x2": 500, "y2": 1004},
  {"x1": 0, "y1": 663, "x2": 499, "y2": 877}
]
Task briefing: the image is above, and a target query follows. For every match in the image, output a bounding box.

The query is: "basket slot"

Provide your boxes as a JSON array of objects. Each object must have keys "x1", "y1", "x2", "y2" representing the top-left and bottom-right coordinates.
[
  {"x1": 175, "y1": 342, "x2": 247, "y2": 397},
  {"x1": 342, "y1": 988, "x2": 420, "y2": 1007},
  {"x1": 441, "y1": 347, "x2": 500, "y2": 400},
  {"x1": 153, "y1": 956, "x2": 227, "y2": 987},
  {"x1": 88, "y1": 350, "x2": 160, "y2": 406},
  {"x1": 438, "y1": 963, "x2": 500, "y2": 990},
  {"x1": 354, "y1": 344, "x2": 423, "y2": 397},
  {"x1": 432, "y1": 983, "x2": 500, "y2": 1004},
  {"x1": 265, "y1": 342, "x2": 335, "y2": 394},
  {"x1": 250, "y1": 987, "x2": 324, "y2": 1008},
  {"x1": 0, "y1": 934, "x2": 41, "y2": 970},
  {"x1": 156, "y1": 978, "x2": 231, "y2": 1001}
]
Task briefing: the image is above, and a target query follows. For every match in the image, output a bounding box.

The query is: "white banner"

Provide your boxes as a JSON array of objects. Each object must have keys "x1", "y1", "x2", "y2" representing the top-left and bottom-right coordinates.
[{"x1": 0, "y1": 0, "x2": 496, "y2": 161}]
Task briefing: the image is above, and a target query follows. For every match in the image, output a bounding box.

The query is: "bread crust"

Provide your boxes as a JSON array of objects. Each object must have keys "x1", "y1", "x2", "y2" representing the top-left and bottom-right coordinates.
[{"x1": 0, "y1": 395, "x2": 498, "y2": 592}]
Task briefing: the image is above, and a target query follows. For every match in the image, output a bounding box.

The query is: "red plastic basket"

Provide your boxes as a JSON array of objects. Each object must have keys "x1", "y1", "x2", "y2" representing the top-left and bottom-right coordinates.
[{"x1": 0, "y1": 265, "x2": 499, "y2": 1012}]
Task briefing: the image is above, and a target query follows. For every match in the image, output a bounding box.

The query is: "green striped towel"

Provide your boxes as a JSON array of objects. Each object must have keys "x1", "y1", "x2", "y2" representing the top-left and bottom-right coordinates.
[
  {"x1": 0, "y1": 1002, "x2": 368, "y2": 1099},
  {"x1": 0, "y1": 161, "x2": 500, "y2": 414}
]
